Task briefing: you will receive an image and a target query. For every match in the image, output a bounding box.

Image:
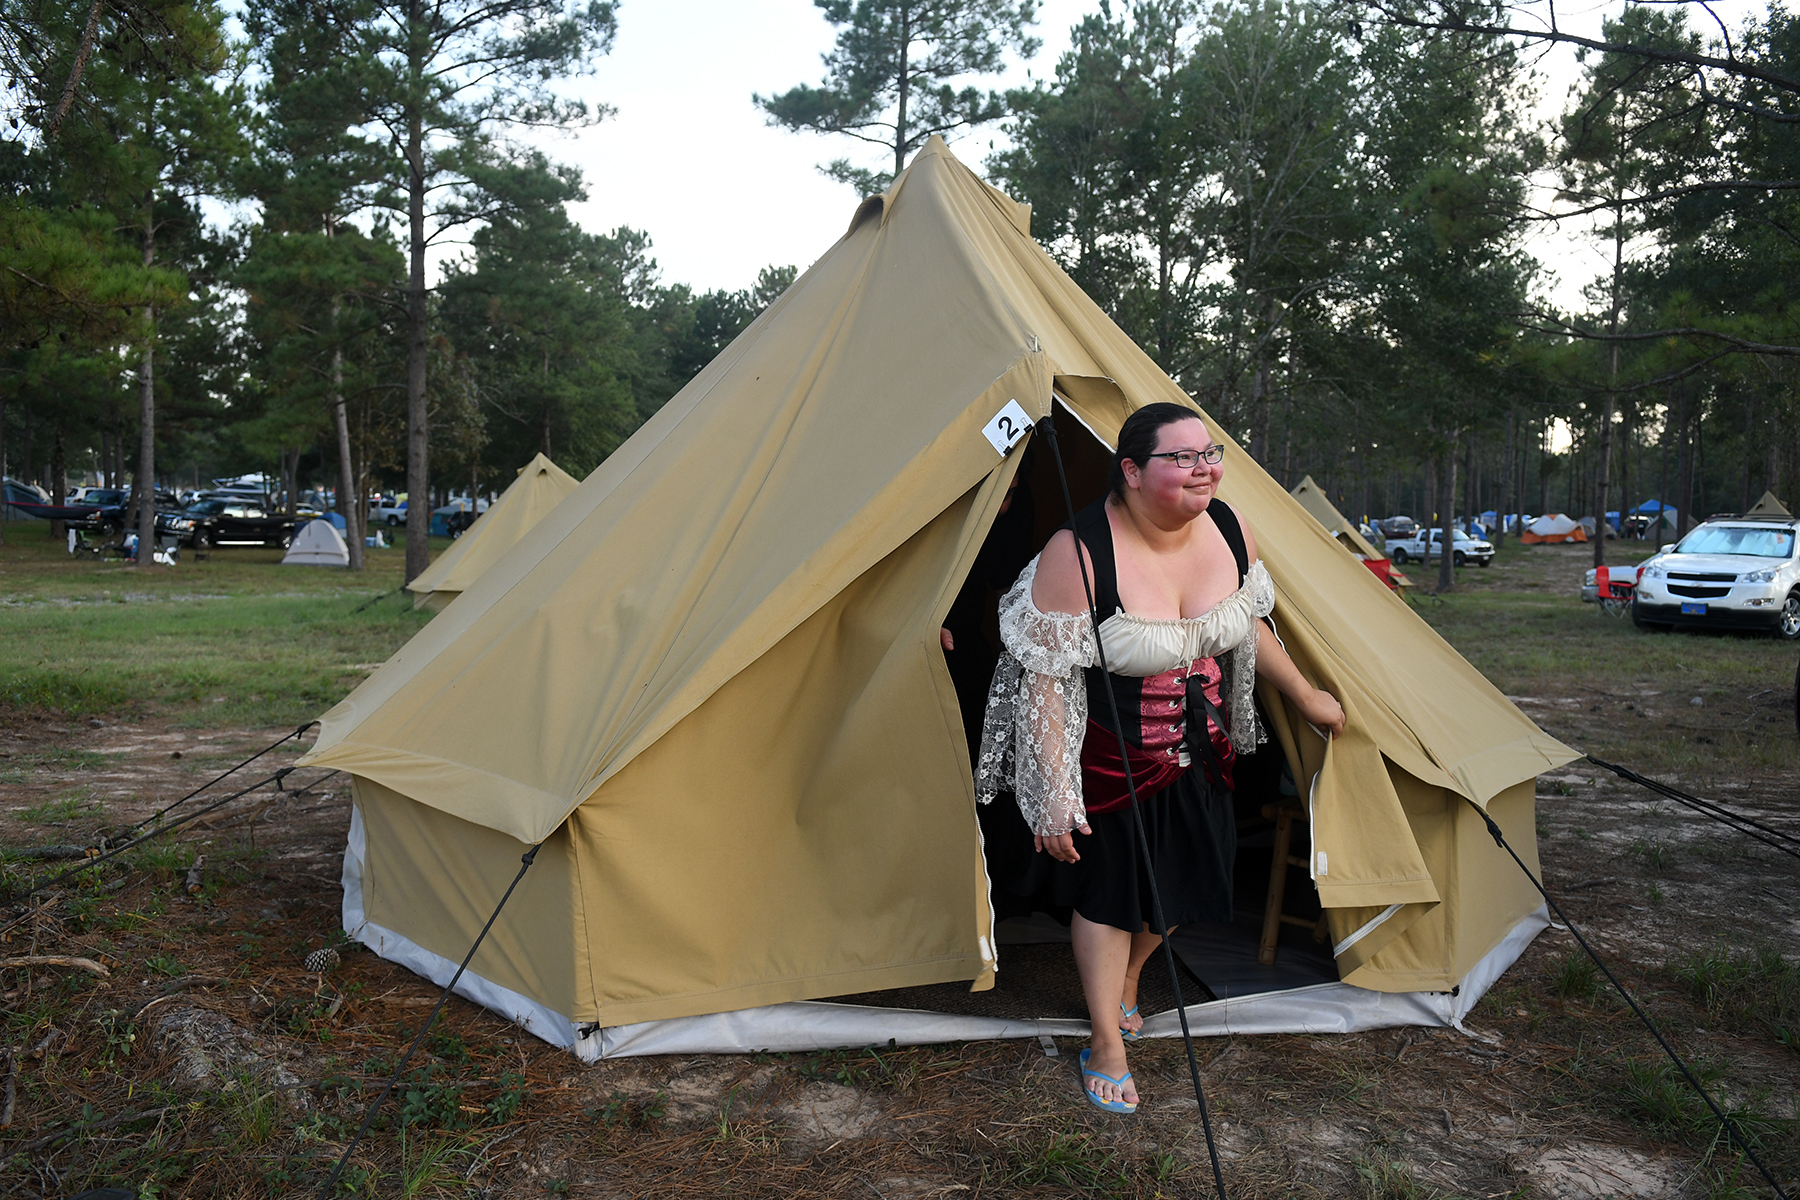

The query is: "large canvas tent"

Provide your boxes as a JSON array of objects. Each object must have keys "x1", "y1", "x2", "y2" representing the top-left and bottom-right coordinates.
[
  {"x1": 1747, "y1": 490, "x2": 1791, "y2": 517},
  {"x1": 300, "y1": 140, "x2": 1576, "y2": 1059},
  {"x1": 406, "y1": 454, "x2": 580, "y2": 612},
  {"x1": 1289, "y1": 475, "x2": 1409, "y2": 589}
]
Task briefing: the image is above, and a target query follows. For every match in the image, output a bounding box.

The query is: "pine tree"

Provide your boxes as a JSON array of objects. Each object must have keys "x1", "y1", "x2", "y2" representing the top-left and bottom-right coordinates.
[{"x1": 757, "y1": 0, "x2": 1039, "y2": 194}]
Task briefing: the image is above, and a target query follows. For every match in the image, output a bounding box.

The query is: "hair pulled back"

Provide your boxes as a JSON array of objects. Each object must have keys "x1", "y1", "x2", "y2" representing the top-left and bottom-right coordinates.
[{"x1": 1109, "y1": 402, "x2": 1206, "y2": 500}]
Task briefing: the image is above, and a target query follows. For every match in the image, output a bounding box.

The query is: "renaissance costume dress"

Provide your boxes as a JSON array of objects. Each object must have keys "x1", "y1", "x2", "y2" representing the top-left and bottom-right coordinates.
[{"x1": 975, "y1": 498, "x2": 1275, "y2": 931}]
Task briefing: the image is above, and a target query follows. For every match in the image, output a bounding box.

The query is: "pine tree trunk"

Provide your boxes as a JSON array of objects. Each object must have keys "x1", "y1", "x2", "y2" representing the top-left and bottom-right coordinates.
[
  {"x1": 1436, "y1": 444, "x2": 1457, "y2": 594},
  {"x1": 136, "y1": 182, "x2": 158, "y2": 563},
  {"x1": 1741, "y1": 395, "x2": 1755, "y2": 512},
  {"x1": 0, "y1": 397, "x2": 7, "y2": 547},
  {"x1": 284, "y1": 448, "x2": 299, "y2": 518},
  {"x1": 1496, "y1": 407, "x2": 1514, "y2": 547},
  {"x1": 1655, "y1": 411, "x2": 1669, "y2": 545},
  {"x1": 1618, "y1": 403, "x2": 1632, "y2": 538},
  {"x1": 403, "y1": 3, "x2": 430, "y2": 584},
  {"x1": 331, "y1": 341, "x2": 364, "y2": 570},
  {"x1": 893, "y1": 2, "x2": 910, "y2": 183},
  {"x1": 50, "y1": 430, "x2": 66, "y2": 539},
  {"x1": 1675, "y1": 385, "x2": 1693, "y2": 534}
]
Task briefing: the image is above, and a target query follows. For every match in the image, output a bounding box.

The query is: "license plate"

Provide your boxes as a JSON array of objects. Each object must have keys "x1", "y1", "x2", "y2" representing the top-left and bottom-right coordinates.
[{"x1": 1680, "y1": 602, "x2": 1708, "y2": 615}]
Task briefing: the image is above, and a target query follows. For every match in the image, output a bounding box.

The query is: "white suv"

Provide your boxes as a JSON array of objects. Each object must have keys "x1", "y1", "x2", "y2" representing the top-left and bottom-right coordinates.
[{"x1": 1631, "y1": 516, "x2": 1800, "y2": 639}]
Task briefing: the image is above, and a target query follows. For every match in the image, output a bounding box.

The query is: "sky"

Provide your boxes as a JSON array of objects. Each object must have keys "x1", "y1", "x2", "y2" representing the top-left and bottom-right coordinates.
[
  {"x1": 531, "y1": 0, "x2": 1093, "y2": 294},
  {"x1": 525, "y1": 0, "x2": 1769, "y2": 309}
]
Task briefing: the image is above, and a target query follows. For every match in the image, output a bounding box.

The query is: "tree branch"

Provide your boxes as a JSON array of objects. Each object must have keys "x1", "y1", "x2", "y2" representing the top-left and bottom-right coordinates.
[
  {"x1": 1358, "y1": 2, "x2": 1800, "y2": 97},
  {"x1": 45, "y1": 0, "x2": 106, "y2": 138}
]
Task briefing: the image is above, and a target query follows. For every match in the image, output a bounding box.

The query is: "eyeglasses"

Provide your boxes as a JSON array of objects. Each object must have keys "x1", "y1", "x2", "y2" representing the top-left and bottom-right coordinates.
[{"x1": 1147, "y1": 446, "x2": 1224, "y2": 469}]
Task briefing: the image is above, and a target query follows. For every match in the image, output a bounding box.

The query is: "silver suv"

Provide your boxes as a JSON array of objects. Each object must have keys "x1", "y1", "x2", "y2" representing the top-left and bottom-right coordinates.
[{"x1": 1631, "y1": 516, "x2": 1800, "y2": 639}]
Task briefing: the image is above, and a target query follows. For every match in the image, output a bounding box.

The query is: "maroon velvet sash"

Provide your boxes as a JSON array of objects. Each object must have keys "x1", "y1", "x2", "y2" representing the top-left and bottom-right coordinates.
[{"x1": 1078, "y1": 718, "x2": 1188, "y2": 815}]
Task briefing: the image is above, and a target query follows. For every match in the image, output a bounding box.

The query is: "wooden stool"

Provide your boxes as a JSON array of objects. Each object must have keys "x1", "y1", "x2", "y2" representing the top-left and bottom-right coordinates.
[{"x1": 1258, "y1": 803, "x2": 1329, "y2": 966}]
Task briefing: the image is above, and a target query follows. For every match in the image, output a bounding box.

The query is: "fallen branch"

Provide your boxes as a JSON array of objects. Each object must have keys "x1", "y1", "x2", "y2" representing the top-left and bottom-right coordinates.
[
  {"x1": 5, "y1": 1104, "x2": 174, "y2": 1153},
  {"x1": 9, "y1": 848, "x2": 92, "y2": 862},
  {"x1": 0, "y1": 1047, "x2": 15, "y2": 1127},
  {"x1": 0, "y1": 957, "x2": 110, "y2": 978}
]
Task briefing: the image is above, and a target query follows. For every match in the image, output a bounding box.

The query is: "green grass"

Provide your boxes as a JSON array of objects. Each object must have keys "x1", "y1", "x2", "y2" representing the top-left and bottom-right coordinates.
[
  {"x1": 1403, "y1": 540, "x2": 1799, "y2": 775},
  {"x1": 1676, "y1": 944, "x2": 1800, "y2": 1050},
  {"x1": 19, "y1": 792, "x2": 104, "y2": 825},
  {"x1": 0, "y1": 520, "x2": 436, "y2": 726}
]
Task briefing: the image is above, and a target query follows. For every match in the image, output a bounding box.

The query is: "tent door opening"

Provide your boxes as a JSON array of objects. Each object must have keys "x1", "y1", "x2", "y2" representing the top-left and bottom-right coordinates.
[{"x1": 891, "y1": 401, "x2": 1337, "y2": 1026}]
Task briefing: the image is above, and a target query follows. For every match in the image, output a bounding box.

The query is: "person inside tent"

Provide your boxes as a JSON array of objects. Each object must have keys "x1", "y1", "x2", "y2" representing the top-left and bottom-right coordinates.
[{"x1": 977, "y1": 403, "x2": 1345, "y2": 1114}]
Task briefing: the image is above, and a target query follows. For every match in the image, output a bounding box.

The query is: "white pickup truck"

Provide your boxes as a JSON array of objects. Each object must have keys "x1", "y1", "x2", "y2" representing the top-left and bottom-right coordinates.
[
  {"x1": 368, "y1": 496, "x2": 408, "y2": 526},
  {"x1": 1387, "y1": 527, "x2": 1495, "y2": 568}
]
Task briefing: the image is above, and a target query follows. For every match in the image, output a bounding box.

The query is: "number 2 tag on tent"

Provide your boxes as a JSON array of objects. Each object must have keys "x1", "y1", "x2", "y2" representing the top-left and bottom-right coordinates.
[{"x1": 982, "y1": 400, "x2": 1034, "y2": 455}]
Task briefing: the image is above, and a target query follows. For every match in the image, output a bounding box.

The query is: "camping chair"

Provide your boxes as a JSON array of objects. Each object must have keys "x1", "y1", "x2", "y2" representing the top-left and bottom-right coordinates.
[
  {"x1": 1258, "y1": 803, "x2": 1329, "y2": 965},
  {"x1": 1595, "y1": 565, "x2": 1633, "y2": 617},
  {"x1": 67, "y1": 529, "x2": 106, "y2": 559}
]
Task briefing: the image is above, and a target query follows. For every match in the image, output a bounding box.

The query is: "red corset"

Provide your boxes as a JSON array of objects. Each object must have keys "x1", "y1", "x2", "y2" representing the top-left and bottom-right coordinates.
[{"x1": 1077, "y1": 658, "x2": 1234, "y2": 816}]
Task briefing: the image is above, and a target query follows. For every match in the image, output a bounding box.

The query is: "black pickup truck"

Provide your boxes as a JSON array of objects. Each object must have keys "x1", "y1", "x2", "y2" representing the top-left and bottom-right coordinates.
[{"x1": 157, "y1": 498, "x2": 298, "y2": 549}]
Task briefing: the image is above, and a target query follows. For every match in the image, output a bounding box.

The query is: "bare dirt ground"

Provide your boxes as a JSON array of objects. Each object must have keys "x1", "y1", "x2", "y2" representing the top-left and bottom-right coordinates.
[{"x1": 1, "y1": 548, "x2": 1797, "y2": 1199}]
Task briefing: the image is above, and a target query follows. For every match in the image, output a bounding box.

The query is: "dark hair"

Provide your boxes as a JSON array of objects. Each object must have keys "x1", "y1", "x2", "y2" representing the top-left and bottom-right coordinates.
[{"x1": 1109, "y1": 402, "x2": 1207, "y2": 500}]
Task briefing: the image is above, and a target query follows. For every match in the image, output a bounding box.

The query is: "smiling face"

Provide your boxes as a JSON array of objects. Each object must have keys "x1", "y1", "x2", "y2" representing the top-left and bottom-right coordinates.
[{"x1": 1121, "y1": 416, "x2": 1223, "y2": 521}]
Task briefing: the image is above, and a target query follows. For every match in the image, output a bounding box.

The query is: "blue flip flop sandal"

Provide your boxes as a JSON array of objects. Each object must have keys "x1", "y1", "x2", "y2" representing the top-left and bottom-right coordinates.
[
  {"x1": 1079, "y1": 1047, "x2": 1138, "y2": 1114},
  {"x1": 1119, "y1": 1002, "x2": 1142, "y2": 1041}
]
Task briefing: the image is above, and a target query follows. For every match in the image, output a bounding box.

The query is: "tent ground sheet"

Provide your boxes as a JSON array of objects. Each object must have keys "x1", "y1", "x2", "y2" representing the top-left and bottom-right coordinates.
[{"x1": 824, "y1": 911, "x2": 1338, "y2": 1022}]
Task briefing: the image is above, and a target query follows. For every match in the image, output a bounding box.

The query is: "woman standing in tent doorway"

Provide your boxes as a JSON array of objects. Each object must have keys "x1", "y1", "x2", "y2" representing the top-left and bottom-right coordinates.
[{"x1": 977, "y1": 402, "x2": 1345, "y2": 1113}]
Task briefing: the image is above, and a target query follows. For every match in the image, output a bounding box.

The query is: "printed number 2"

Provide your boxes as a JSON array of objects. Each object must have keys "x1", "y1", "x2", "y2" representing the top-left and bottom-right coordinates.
[{"x1": 983, "y1": 399, "x2": 1034, "y2": 455}]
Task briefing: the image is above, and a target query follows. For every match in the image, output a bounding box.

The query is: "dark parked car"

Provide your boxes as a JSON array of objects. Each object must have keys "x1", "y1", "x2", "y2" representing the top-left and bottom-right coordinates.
[
  {"x1": 157, "y1": 499, "x2": 298, "y2": 549},
  {"x1": 71, "y1": 487, "x2": 184, "y2": 534}
]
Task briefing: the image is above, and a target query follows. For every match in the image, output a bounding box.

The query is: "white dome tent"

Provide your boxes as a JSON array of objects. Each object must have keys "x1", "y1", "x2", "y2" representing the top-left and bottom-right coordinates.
[{"x1": 283, "y1": 519, "x2": 351, "y2": 567}]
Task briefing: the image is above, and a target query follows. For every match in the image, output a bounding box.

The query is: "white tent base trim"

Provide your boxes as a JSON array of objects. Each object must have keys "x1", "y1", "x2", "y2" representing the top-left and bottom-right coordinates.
[{"x1": 342, "y1": 806, "x2": 1549, "y2": 1061}]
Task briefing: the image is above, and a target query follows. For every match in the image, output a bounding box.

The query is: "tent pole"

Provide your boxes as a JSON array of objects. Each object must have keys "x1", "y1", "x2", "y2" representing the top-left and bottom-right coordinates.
[{"x1": 1035, "y1": 415, "x2": 1230, "y2": 1200}]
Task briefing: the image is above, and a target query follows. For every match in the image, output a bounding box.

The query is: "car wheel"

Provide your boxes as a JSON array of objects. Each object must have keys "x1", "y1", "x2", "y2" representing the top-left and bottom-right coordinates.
[
  {"x1": 1478, "y1": 558, "x2": 1490, "y2": 568},
  {"x1": 1453, "y1": 551, "x2": 1466, "y2": 567},
  {"x1": 1779, "y1": 591, "x2": 1800, "y2": 641},
  {"x1": 1391, "y1": 548, "x2": 1408, "y2": 565},
  {"x1": 386, "y1": 515, "x2": 400, "y2": 527}
]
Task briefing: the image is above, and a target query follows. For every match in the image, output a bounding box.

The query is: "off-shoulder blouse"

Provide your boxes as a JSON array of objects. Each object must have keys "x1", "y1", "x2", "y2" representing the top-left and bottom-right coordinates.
[{"x1": 974, "y1": 555, "x2": 1275, "y2": 836}]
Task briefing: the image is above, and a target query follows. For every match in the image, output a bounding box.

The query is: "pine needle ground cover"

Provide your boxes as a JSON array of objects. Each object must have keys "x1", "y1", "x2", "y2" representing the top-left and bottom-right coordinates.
[{"x1": 0, "y1": 527, "x2": 1795, "y2": 1198}]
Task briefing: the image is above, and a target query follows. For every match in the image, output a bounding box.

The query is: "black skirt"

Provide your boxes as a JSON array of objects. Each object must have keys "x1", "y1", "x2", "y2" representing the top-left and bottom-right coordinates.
[{"x1": 983, "y1": 767, "x2": 1237, "y2": 934}]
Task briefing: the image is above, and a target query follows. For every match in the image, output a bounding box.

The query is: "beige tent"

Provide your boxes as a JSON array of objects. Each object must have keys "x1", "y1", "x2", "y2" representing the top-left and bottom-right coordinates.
[
  {"x1": 1289, "y1": 475, "x2": 1410, "y2": 590},
  {"x1": 405, "y1": 454, "x2": 579, "y2": 612},
  {"x1": 1747, "y1": 490, "x2": 1791, "y2": 517},
  {"x1": 300, "y1": 139, "x2": 1576, "y2": 1059}
]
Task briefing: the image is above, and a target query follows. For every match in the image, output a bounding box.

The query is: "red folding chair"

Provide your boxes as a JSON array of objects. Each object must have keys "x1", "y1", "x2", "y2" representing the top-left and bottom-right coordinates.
[{"x1": 1595, "y1": 565, "x2": 1634, "y2": 616}]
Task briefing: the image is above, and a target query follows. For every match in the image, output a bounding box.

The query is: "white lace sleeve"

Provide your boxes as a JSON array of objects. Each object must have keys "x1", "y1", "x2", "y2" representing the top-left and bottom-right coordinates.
[
  {"x1": 974, "y1": 557, "x2": 1097, "y2": 837},
  {"x1": 1222, "y1": 560, "x2": 1277, "y2": 752}
]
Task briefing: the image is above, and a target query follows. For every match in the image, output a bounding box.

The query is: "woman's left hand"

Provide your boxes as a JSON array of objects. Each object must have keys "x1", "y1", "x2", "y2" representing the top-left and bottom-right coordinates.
[{"x1": 1297, "y1": 686, "x2": 1346, "y2": 739}]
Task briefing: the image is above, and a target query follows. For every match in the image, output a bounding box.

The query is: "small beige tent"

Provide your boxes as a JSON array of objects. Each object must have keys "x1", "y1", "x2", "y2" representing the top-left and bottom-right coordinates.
[
  {"x1": 1289, "y1": 475, "x2": 1410, "y2": 590},
  {"x1": 282, "y1": 519, "x2": 350, "y2": 567},
  {"x1": 406, "y1": 454, "x2": 579, "y2": 612},
  {"x1": 1746, "y1": 490, "x2": 1792, "y2": 517},
  {"x1": 300, "y1": 139, "x2": 1575, "y2": 1059}
]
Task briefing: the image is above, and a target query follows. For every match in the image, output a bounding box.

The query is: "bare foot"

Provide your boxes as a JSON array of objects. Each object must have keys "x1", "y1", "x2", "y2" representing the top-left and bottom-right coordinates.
[{"x1": 1118, "y1": 999, "x2": 1144, "y2": 1036}]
